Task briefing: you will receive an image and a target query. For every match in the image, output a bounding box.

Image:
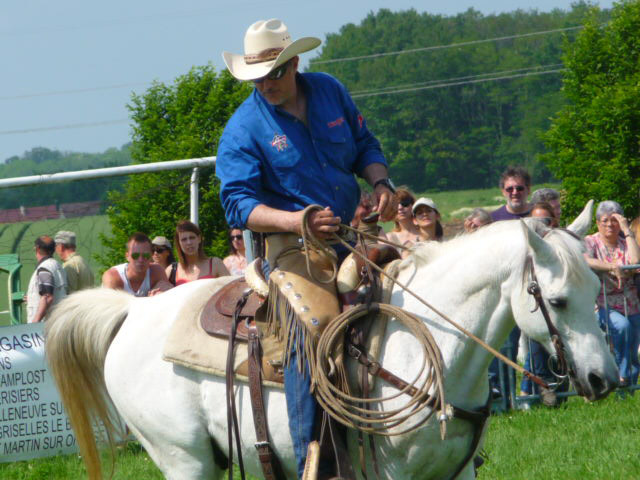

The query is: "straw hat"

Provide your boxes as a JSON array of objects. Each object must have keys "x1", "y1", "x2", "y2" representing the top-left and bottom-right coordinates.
[{"x1": 223, "y1": 19, "x2": 321, "y2": 81}]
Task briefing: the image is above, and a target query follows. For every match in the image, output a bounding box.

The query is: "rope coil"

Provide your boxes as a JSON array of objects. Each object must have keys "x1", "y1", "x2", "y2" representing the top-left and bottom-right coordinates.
[{"x1": 314, "y1": 303, "x2": 449, "y2": 438}]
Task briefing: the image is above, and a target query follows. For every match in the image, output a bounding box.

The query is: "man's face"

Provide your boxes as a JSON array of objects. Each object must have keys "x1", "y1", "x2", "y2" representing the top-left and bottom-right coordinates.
[
  {"x1": 55, "y1": 243, "x2": 63, "y2": 257},
  {"x1": 253, "y1": 57, "x2": 298, "y2": 107},
  {"x1": 502, "y1": 176, "x2": 530, "y2": 213},
  {"x1": 126, "y1": 241, "x2": 152, "y2": 274}
]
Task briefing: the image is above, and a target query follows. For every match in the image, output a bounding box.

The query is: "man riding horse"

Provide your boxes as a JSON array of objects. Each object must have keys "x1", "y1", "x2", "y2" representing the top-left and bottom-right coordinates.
[{"x1": 216, "y1": 18, "x2": 396, "y2": 479}]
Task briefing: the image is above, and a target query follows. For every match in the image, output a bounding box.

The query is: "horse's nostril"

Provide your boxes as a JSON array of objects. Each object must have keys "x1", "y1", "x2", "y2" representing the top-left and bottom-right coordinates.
[{"x1": 588, "y1": 372, "x2": 606, "y2": 395}]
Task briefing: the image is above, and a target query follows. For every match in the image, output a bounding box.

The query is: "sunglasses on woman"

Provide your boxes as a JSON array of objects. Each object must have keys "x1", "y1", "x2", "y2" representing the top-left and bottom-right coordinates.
[
  {"x1": 230, "y1": 234, "x2": 243, "y2": 241},
  {"x1": 505, "y1": 185, "x2": 525, "y2": 193},
  {"x1": 152, "y1": 247, "x2": 167, "y2": 254},
  {"x1": 131, "y1": 252, "x2": 152, "y2": 260},
  {"x1": 399, "y1": 199, "x2": 413, "y2": 208},
  {"x1": 253, "y1": 61, "x2": 291, "y2": 84}
]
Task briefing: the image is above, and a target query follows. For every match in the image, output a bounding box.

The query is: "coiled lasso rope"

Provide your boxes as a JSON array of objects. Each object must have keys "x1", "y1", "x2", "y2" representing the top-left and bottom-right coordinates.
[
  {"x1": 314, "y1": 300, "x2": 448, "y2": 438},
  {"x1": 299, "y1": 204, "x2": 447, "y2": 437}
]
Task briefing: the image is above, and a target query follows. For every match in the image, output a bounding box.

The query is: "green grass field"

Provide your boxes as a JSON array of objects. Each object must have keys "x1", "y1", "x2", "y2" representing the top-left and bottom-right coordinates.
[
  {"x1": 0, "y1": 215, "x2": 111, "y2": 324},
  {"x1": 2, "y1": 393, "x2": 638, "y2": 479}
]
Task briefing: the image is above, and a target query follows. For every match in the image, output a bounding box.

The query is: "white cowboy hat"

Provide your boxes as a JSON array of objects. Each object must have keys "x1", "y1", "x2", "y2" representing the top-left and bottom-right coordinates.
[{"x1": 222, "y1": 19, "x2": 321, "y2": 81}]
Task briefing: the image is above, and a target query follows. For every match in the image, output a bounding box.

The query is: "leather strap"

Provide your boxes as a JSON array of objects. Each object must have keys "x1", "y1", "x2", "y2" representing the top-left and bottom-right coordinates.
[
  {"x1": 347, "y1": 343, "x2": 418, "y2": 397},
  {"x1": 248, "y1": 326, "x2": 285, "y2": 480},
  {"x1": 226, "y1": 290, "x2": 250, "y2": 480},
  {"x1": 526, "y1": 256, "x2": 573, "y2": 379}
]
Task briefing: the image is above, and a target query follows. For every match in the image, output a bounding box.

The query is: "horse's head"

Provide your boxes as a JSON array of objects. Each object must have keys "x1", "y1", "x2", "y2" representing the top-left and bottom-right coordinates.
[{"x1": 512, "y1": 200, "x2": 619, "y2": 401}]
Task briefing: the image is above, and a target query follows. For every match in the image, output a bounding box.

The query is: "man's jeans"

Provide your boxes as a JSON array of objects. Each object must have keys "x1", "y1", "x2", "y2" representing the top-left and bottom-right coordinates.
[
  {"x1": 598, "y1": 307, "x2": 640, "y2": 385},
  {"x1": 284, "y1": 351, "x2": 317, "y2": 478},
  {"x1": 488, "y1": 326, "x2": 520, "y2": 402},
  {"x1": 267, "y1": 243, "x2": 351, "y2": 478},
  {"x1": 520, "y1": 339, "x2": 553, "y2": 394}
]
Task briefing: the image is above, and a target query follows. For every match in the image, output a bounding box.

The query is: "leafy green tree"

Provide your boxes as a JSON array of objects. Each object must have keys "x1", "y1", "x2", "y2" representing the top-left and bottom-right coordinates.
[
  {"x1": 543, "y1": 1, "x2": 640, "y2": 221},
  {"x1": 97, "y1": 66, "x2": 252, "y2": 270},
  {"x1": 310, "y1": 5, "x2": 608, "y2": 192}
]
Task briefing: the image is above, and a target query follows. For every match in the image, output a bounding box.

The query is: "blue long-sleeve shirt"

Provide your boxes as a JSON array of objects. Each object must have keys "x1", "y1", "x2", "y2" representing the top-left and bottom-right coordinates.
[{"x1": 216, "y1": 72, "x2": 387, "y2": 229}]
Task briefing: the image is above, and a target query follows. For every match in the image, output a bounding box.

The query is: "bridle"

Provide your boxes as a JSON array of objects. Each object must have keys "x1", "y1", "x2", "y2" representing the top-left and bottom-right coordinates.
[{"x1": 524, "y1": 255, "x2": 574, "y2": 382}]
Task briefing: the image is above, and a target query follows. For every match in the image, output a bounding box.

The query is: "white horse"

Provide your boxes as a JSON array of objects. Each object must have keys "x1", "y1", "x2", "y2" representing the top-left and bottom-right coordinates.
[{"x1": 45, "y1": 205, "x2": 618, "y2": 480}]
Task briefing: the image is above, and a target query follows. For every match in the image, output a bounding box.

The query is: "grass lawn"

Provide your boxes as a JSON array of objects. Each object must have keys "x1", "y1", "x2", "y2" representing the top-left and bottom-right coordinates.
[{"x1": 3, "y1": 392, "x2": 638, "y2": 479}]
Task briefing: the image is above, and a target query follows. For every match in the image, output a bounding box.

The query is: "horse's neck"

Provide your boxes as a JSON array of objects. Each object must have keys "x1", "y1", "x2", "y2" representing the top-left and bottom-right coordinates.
[{"x1": 388, "y1": 238, "x2": 523, "y2": 408}]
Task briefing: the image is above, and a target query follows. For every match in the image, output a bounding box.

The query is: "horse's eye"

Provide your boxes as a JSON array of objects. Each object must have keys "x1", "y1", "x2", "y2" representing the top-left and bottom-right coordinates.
[{"x1": 549, "y1": 298, "x2": 568, "y2": 309}]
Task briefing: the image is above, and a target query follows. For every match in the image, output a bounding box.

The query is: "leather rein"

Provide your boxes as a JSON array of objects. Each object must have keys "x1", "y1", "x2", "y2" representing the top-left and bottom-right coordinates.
[{"x1": 524, "y1": 255, "x2": 573, "y2": 381}]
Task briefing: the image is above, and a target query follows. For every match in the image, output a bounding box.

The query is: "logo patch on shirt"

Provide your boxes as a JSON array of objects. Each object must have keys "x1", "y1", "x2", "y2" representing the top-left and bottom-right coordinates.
[
  {"x1": 357, "y1": 114, "x2": 364, "y2": 129},
  {"x1": 271, "y1": 134, "x2": 288, "y2": 152},
  {"x1": 327, "y1": 116, "x2": 345, "y2": 128}
]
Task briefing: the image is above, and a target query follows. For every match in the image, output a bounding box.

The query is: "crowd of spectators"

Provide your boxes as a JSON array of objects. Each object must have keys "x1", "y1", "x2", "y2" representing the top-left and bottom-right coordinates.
[
  {"x1": 22, "y1": 167, "x2": 640, "y2": 403},
  {"x1": 23, "y1": 221, "x2": 250, "y2": 318},
  {"x1": 377, "y1": 165, "x2": 640, "y2": 406}
]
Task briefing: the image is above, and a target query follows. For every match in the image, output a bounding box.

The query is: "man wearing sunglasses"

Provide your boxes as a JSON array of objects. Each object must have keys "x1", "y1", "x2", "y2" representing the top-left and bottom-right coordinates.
[
  {"x1": 102, "y1": 232, "x2": 173, "y2": 297},
  {"x1": 490, "y1": 166, "x2": 532, "y2": 221},
  {"x1": 216, "y1": 18, "x2": 396, "y2": 479}
]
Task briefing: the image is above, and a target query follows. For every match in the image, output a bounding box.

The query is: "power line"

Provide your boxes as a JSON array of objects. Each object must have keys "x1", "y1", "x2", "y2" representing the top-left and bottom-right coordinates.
[
  {"x1": 0, "y1": 68, "x2": 567, "y2": 134},
  {"x1": 0, "y1": 83, "x2": 151, "y2": 101},
  {"x1": 349, "y1": 63, "x2": 564, "y2": 95},
  {"x1": 351, "y1": 68, "x2": 566, "y2": 99},
  {"x1": 311, "y1": 25, "x2": 583, "y2": 65},
  {"x1": 0, "y1": 120, "x2": 128, "y2": 135}
]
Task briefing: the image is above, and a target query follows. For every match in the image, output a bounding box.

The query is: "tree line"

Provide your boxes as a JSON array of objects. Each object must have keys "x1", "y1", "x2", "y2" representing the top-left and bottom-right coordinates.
[
  {"x1": 309, "y1": 4, "x2": 609, "y2": 191},
  {"x1": 0, "y1": 145, "x2": 131, "y2": 210}
]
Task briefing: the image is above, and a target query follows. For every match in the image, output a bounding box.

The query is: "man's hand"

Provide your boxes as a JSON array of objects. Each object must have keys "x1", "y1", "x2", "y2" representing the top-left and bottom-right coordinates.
[
  {"x1": 373, "y1": 184, "x2": 397, "y2": 222},
  {"x1": 298, "y1": 206, "x2": 341, "y2": 239}
]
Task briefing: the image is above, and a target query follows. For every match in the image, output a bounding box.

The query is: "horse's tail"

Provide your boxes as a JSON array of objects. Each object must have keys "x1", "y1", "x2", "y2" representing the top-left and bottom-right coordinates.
[{"x1": 45, "y1": 287, "x2": 134, "y2": 480}]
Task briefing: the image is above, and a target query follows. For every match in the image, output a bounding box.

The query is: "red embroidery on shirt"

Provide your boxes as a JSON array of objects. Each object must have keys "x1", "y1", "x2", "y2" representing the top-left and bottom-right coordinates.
[
  {"x1": 271, "y1": 134, "x2": 288, "y2": 152},
  {"x1": 327, "y1": 116, "x2": 345, "y2": 128},
  {"x1": 357, "y1": 114, "x2": 364, "y2": 129}
]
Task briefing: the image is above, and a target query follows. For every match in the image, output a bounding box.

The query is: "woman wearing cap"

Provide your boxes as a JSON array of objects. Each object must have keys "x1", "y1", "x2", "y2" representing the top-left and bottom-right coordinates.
[
  {"x1": 413, "y1": 197, "x2": 444, "y2": 242},
  {"x1": 151, "y1": 236, "x2": 176, "y2": 270},
  {"x1": 169, "y1": 220, "x2": 229, "y2": 285},
  {"x1": 386, "y1": 188, "x2": 421, "y2": 251},
  {"x1": 223, "y1": 228, "x2": 247, "y2": 276}
]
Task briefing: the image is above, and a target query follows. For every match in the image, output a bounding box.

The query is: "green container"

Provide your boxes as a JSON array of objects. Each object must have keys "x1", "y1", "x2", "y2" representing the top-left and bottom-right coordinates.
[{"x1": 0, "y1": 253, "x2": 23, "y2": 325}]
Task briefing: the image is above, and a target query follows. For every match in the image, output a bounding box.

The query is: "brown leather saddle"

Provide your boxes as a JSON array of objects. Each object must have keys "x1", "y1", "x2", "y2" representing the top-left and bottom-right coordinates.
[
  {"x1": 200, "y1": 276, "x2": 286, "y2": 480},
  {"x1": 200, "y1": 278, "x2": 265, "y2": 341}
]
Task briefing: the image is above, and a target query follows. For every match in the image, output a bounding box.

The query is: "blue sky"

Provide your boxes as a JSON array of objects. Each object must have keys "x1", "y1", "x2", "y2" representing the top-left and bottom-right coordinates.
[{"x1": 0, "y1": 0, "x2": 614, "y2": 163}]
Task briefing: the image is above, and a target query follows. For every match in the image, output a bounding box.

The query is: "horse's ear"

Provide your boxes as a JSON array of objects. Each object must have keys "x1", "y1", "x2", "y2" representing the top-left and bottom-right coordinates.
[
  {"x1": 566, "y1": 199, "x2": 594, "y2": 238},
  {"x1": 520, "y1": 219, "x2": 557, "y2": 265}
]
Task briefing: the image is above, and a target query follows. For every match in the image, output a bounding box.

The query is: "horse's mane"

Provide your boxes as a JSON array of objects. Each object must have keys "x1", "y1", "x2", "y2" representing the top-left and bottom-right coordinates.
[{"x1": 403, "y1": 218, "x2": 593, "y2": 287}]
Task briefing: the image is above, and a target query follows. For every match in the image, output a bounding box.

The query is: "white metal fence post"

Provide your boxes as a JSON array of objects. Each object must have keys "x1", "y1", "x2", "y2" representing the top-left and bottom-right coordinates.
[{"x1": 190, "y1": 167, "x2": 199, "y2": 225}]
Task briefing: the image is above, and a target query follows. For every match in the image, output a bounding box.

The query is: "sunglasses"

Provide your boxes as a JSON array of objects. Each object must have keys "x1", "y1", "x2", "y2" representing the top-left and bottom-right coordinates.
[
  {"x1": 230, "y1": 235, "x2": 243, "y2": 241},
  {"x1": 253, "y1": 61, "x2": 290, "y2": 84},
  {"x1": 131, "y1": 252, "x2": 152, "y2": 260},
  {"x1": 414, "y1": 207, "x2": 435, "y2": 216},
  {"x1": 399, "y1": 199, "x2": 413, "y2": 208},
  {"x1": 152, "y1": 247, "x2": 167, "y2": 254},
  {"x1": 505, "y1": 185, "x2": 526, "y2": 193}
]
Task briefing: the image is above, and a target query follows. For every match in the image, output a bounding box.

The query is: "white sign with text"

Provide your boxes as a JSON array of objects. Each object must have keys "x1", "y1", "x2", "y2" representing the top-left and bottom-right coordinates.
[{"x1": 0, "y1": 322, "x2": 78, "y2": 462}]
